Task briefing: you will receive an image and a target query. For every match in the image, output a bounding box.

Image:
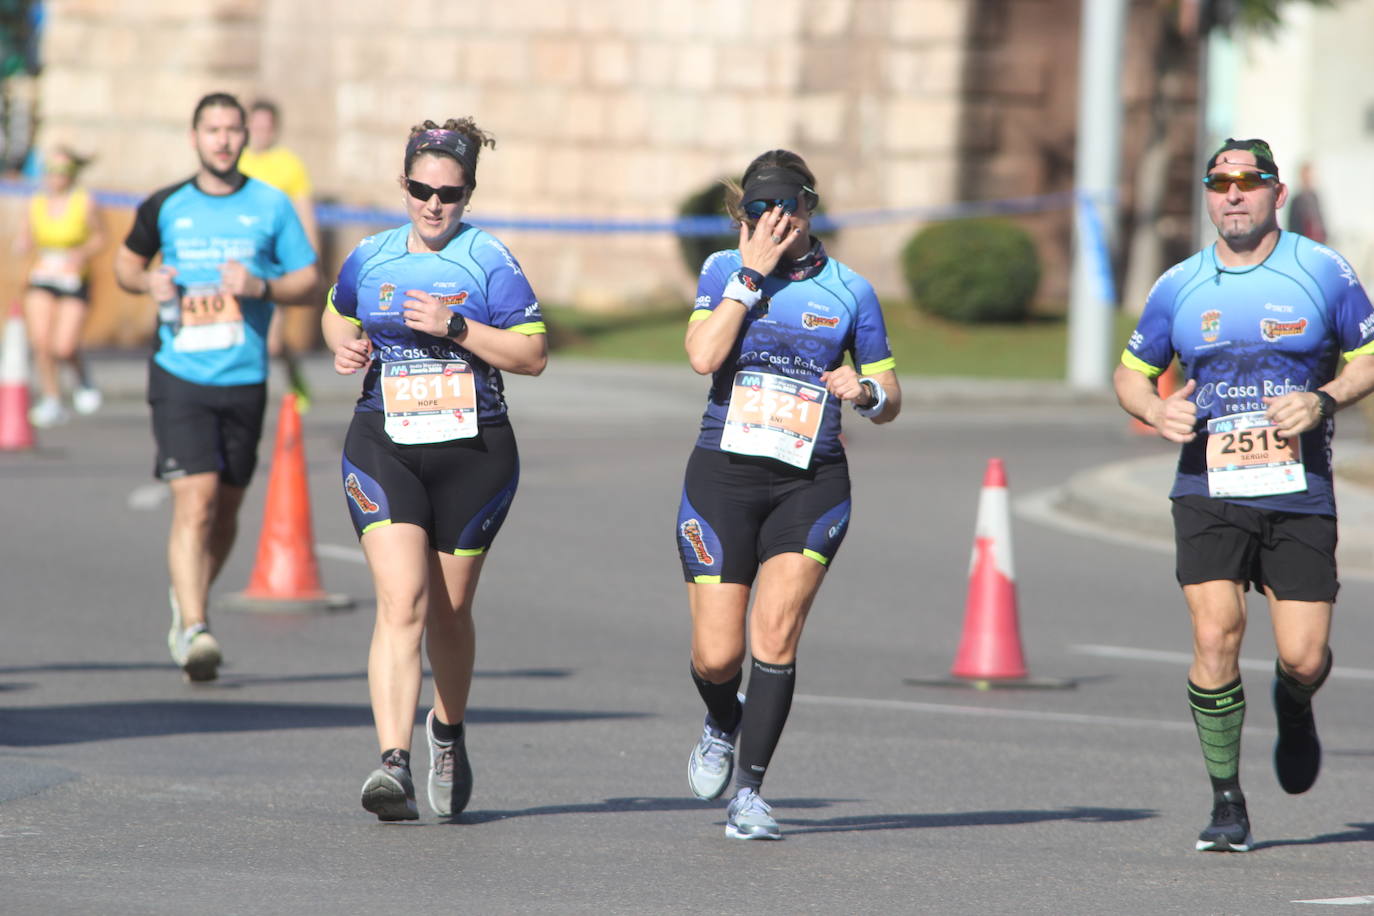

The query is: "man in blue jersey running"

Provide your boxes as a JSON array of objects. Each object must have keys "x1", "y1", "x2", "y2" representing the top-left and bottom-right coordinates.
[
  {"x1": 113, "y1": 92, "x2": 319, "y2": 682},
  {"x1": 1114, "y1": 138, "x2": 1374, "y2": 852}
]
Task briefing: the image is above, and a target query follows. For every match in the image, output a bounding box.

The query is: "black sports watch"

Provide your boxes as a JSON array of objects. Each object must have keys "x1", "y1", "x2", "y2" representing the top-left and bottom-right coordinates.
[
  {"x1": 1314, "y1": 389, "x2": 1336, "y2": 420},
  {"x1": 446, "y1": 312, "x2": 468, "y2": 339}
]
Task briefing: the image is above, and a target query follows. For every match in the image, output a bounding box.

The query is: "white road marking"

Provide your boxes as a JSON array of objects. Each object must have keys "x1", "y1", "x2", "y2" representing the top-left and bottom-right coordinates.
[
  {"x1": 1292, "y1": 896, "x2": 1374, "y2": 906},
  {"x1": 315, "y1": 543, "x2": 366, "y2": 564},
  {"x1": 126, "y1": 483, "x2": 168, "y2": 510},
  {"x1": 795, "y1": 693, "x2": 1194, "y2": 732},
  {"x1": 1071, "y1": 644, "x2": 1374, "y2": 681}
]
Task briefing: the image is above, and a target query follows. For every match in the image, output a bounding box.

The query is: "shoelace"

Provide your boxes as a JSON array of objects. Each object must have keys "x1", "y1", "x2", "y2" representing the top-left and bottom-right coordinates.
[
  {"x1": 699, "y1": 730, "x2": 733, "y2": 769},
  {"x1": 735, "y1": 791, "x2": 772, "y2": 818},
  {"x1": 432, "y1": 741, "x2": 455, "y2": 782}
]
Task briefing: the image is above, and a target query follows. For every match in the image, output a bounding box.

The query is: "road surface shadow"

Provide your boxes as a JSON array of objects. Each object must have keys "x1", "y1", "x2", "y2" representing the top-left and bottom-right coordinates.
[
  {"x1": 454, "y1": 795, "x2": 840, "y2": 825},
  {"x1": 1253, "y1": 822, "x2": 1374, "y2": 850},
  {"x1": 781, "y1": 805, "x2": 1158, "y2": 835},
  {"x1": 0, "y1": 701, "x2": 646, "y2": 747}
]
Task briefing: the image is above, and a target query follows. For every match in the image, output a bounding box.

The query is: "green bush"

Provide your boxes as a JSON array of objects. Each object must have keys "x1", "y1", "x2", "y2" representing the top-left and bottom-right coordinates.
[{"x1": 901, "y1": 218, "x2": 1041, "y2": 323}]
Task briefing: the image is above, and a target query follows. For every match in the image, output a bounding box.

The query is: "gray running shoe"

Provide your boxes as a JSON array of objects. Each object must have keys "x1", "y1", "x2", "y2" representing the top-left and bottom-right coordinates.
[
  {"x1": 725, "y1": 787, "x2": 781, "y2": 840},
  {"x1": 361, "y1": 764, "x2": 418, "y2": 821},
  {"x1": 688, "y1": 719, "x2": 738, "y2": 800},
  {"x1": 167, "y1": 588, "x2": 220, "y2": 682},
  {"x1": 425, "y1": 708, "x2": 473, "y2": 817}
]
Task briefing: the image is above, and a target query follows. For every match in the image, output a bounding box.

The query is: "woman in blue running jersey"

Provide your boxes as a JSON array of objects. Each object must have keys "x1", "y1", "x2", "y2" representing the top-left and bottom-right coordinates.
[
  {"x1": 323, "y1": 118, "x2": 547, "y2": 822},
  {"x1": 676, "y1": 149, "x2": 902, "y2": 840}
]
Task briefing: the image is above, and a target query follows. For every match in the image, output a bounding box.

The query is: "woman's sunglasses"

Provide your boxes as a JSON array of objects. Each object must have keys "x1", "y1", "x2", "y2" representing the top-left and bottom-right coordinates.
[
  {"x1": 743, "y1": 189, "x2": 819, "y2": 220},
  {"x1": 1202, "y1": 171, "x2": 1277, "y2": 193},
  {"x1": 406, "y1": 178, "x2": 468, "y2": 204}
]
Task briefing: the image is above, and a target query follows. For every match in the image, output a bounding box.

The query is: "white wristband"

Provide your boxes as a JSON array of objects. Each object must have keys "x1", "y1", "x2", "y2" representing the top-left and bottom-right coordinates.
[
  {"x1": 853, "y1": 377, "x2": 887, "y2": 418},
  {"x1": 721, "y1": 275, "x2": 763, "y2": 309}
]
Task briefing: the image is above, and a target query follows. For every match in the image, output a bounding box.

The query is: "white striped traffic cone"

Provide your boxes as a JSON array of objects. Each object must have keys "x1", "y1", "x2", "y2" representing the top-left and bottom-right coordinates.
[{"x1": 0, "y1": 302, "x2": 35, "y2": 452}]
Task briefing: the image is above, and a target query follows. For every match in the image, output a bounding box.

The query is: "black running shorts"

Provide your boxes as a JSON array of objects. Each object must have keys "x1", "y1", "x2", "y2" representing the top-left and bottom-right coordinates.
[
  {"x1": 1172, "y1": 494, "x2": 1338, "y2": 602},
  {"x1": 148, "y1": 360, "x2": 267, "y2": 487},
  {"x1": 676, "y1": 446, "x2": 851, "y2": 585},
  {"x1": 340, "y1": 411, "x2": 519, "y2": 555}
]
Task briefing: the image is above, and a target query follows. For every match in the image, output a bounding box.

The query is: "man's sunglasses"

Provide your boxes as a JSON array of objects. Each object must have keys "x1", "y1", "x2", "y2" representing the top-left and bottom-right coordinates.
[
  {"x1": 1202, "y1": 171, "x2": 1277, "y2": 193},
  {"x1": 406, "y1": 178, "x2": 468, "y2": 204},
  {"x1": 743, "y1": 189, "x2": 819, "y2": 220}
]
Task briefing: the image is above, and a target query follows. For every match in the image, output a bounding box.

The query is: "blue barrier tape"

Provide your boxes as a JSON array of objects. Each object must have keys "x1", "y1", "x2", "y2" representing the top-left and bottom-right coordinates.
[
  {"x1": 1074, "y1": 190, "x2": 1117, "y2": 304},
  {"x1": 0, "y1": 178, "x2": 1078, "y2": 237}
]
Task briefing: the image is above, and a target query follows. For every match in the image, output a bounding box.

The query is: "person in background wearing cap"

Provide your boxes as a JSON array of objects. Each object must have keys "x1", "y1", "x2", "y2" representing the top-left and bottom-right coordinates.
[
  {"x1": 14, "y1": 145, "x2": 107, "y2": 427},
  {"x1": 239, "y1": 98, "x2": 320, "y2": 408},
  {"x1": 322, "y1": 118, "x2": 546, "y2": 822},
  {"x1": 1114, "y1": 137, "x2": 1374, "y2": 853},
  {"x1": 113, "y1": 92, "x2": 319, "y2": 683},
  {"x1": 676, "y1": 149, "x2": 901, "y2": 840}
]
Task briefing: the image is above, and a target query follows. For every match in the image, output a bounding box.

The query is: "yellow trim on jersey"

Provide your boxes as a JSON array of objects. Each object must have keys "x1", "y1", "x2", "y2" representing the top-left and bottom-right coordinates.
[
  {"x1": 508, "y1": 321, "x2": 547, "y2": 336},
  {"x1": 688, "y1": 309, "x2": 712, "y2": 323},
  {"x1": 1120, "y1": 350, "x2": 1164, "y2": 379},
  {"x1": 326, "y1": 291, "x2": 363, "y2": 327},
  {"x1": 859, "y1": 357, "x2": 896, "y2": 375},
  {"x1": 452, "y1": 547, "x2": 487, "y2": 557},
  {"x1": 361, "y1": 519, "x2": 392, "y2": 535},
  {"x1": 693, "y1": 575, "x2": 722, "y2": 584},
  {"x1": 1343, "y1": 340, "x2": 1374, "y2": 362},
  {"x1": 802, "y1": 549, "x2": 831, "y2": 566}
]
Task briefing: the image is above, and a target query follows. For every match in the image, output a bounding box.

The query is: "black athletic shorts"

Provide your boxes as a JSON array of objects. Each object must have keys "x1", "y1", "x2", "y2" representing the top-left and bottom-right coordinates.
[
  {"x1": 1172, "y1": 493, "x2": 1338, "y2": 602},
  {"x1": 340, "y1": 410, "x2": 519, "y2": 555},
  {"x1": 148, "y1": 360, "x2": 267, "y2": 487},
  {"x1": 28, "y1": 281, "x2": 90, "y2": 301},
  {"x1": 675, "y1": 446, "x2": 851, "y2": 585}
]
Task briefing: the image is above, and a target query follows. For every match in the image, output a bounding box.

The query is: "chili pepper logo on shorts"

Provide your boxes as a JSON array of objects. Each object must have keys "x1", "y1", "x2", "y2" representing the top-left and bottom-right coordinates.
[
  {"x1": 680, "y1": 519, "x2": 714, "y2": 566},
  {"x1": 1260, "y1": 317, "x2": 1308, "y2": 342},
  {"x1": 802, "y1": 312, "x2": 841, "y2": 330},
  {"x1": 345, "y1": 473, "x2": 380, "y2": 514},
  {"x1": 378, "y1": 283, "x2": 395, "y2": 309},
  {"x1": 1201, "y1": 310, "x2": 1221, "y2": 343}
]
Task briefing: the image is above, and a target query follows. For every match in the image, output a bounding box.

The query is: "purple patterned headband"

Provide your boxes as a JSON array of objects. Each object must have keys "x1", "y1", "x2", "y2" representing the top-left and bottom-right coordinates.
[{"x1": 404, "y1": 129, "x2": 478, "y2": 184}]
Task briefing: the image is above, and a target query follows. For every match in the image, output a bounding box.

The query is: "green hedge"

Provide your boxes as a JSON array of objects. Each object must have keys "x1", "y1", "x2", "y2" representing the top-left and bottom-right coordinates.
[{"x1": 901, "y1": 218, "x2": 1041, "y2": 323}]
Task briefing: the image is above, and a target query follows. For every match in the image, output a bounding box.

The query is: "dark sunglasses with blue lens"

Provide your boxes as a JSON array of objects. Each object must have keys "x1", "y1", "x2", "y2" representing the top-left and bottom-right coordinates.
[{"x1": 743, "y1": 188, "x2": 819, "y2": 220}]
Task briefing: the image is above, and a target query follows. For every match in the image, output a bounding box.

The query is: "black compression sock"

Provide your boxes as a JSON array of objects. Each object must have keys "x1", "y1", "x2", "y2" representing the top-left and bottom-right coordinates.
[
  {"x1": 735, "y1": 658, "x2": 796, "y2": 792},
  {"x1": 1188, "y1": 678, "x2": 1244, "y2": 796},
  {"x1": 691, "y1": 663, "x2": 743, "y2": 734},
  {"x1": 430, "y1": 715, "x2": 464, "y2": 744},
  {"x1": 381, "y1": 748, "x2": 411, "y2": 770},
  {"x1": 1275, "y1": 648, "x2": 1332, "y2": 707}
]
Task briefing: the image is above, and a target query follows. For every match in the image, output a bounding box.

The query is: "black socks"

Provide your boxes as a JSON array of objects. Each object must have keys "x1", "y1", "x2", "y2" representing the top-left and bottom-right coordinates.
[
  {"x1": 691, "y1": 663, "x2": 743, "y2": 734},
  {"x1": 431, "y1": 715, "x2": 464, "y2": 744},
  {"x1": 381, "y1": 748, "x2": 411, "y2": 770},
  {"x1": 735, "y1": 658, "x2": 796, "y2": 793}
]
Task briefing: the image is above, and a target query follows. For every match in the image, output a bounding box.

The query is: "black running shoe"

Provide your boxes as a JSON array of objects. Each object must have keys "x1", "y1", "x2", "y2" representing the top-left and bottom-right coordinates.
[
  {"x1": 1195, "y1": 789, "x2": 1253, "y2": 852},
  {"x1": 1273, "y1": 677, "x2": 1321, "y2": 795}
]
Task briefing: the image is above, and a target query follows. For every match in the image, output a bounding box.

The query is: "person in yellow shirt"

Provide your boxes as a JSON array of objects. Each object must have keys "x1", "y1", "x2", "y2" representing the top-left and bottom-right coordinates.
[
  {"x1": 239, "y1": 99, "x2": 319, "y2": 405},
  {"x1": 14, "y1": 146, "x2": 107, "y2": 427}
]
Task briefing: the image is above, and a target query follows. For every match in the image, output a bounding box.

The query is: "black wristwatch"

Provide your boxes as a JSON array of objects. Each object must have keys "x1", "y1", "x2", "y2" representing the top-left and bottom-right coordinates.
[
  {"x1": 1314, "y1": 390, "x2": 1336, "y2": 419},
  {"x1": 857, "y1": 379, "x2": 879, "y2": 409},
  {"x1": 446, "y1": 312, "x2": 468, "y2": 339}
]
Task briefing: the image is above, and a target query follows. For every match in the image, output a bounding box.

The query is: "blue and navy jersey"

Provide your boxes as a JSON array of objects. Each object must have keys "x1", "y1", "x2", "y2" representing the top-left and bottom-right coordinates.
[
  {"x1": 124, "y1": 175, "x2": 316, "y2": 386},
  {"x1": 326, "y1": 223, "x2": 545, "y2": 423},
  {"x1": 1124, "y1": 231, "x2": 1374, "y2": 513},
  {"x1": 690, "y1": 249, "x2": 895, "y2": 464}
]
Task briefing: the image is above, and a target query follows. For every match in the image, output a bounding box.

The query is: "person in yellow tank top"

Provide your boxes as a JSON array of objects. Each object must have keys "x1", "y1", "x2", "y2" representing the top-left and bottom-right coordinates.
[
  {"x1": 14, "y1": 146, "x2": 107, "y2": 427},
  {"x1": 240, "y1": 99, "x2": 319, "y2": 407}
]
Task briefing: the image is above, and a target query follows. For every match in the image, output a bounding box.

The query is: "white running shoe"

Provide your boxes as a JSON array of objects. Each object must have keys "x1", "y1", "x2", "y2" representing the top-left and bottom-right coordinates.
[
  {"x1": 725, "y1": 787, "x2": 781, "y2": 840},
  {"x1": 167, "y1": 588, "x2": 220, "y2": 682},
  {"x1": 72, "y1": 386, "x2": 103, "y2": 415},
  {"x1": 29, "y1": 397, "x2": 67, "y2": 428},
  {"x1": 688, "y1": 719, "x2": 739, "y2": 801}
]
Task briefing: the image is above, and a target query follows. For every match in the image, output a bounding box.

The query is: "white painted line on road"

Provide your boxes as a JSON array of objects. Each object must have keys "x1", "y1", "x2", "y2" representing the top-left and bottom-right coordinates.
[
  {"x1": 126, "y1": 483, "x2": 168, "y2": 510},
  {"x1": 795, "y1": 693, "x2": 1194, "y2": 732},
  {"x1": 1071, "y1": 644, "x2": 1374, "y2": 681},
  {"x1": 316, "y1": 543, "x2": 366, "y2": 564},
  {"x1": 1293, "y1": 896, "x2": 1374, "y2": 906},
  {"x1": 1014, "y1": 487, "x2": 1172, "y2": 554}
]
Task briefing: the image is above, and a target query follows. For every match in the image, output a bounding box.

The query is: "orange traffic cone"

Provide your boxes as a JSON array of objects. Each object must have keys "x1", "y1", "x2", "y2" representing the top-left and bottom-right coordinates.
[
  {"x1": 1130, "y1": 361, "x2": 1178, "y2": 436},
  {"x1": 222, "y1": 394, "x2": 352, "y2": 613},
  {"x1": 906, "y1": 459, "x2": 1073, "y2": 690},
  {"x1": 0, "y1": 302, "x2": 36, "y2": 452}
]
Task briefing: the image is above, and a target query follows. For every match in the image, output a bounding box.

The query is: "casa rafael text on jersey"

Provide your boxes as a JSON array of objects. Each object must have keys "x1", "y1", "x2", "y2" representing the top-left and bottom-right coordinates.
[{"x1": 1124, "y1": 231, "x2": 1374, "y2": 514}]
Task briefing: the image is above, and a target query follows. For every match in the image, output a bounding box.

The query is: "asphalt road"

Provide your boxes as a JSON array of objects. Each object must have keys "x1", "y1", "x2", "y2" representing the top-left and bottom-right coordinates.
[{"x1": 2, "y1": 360, "x2": 1373, "y2": 915}]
